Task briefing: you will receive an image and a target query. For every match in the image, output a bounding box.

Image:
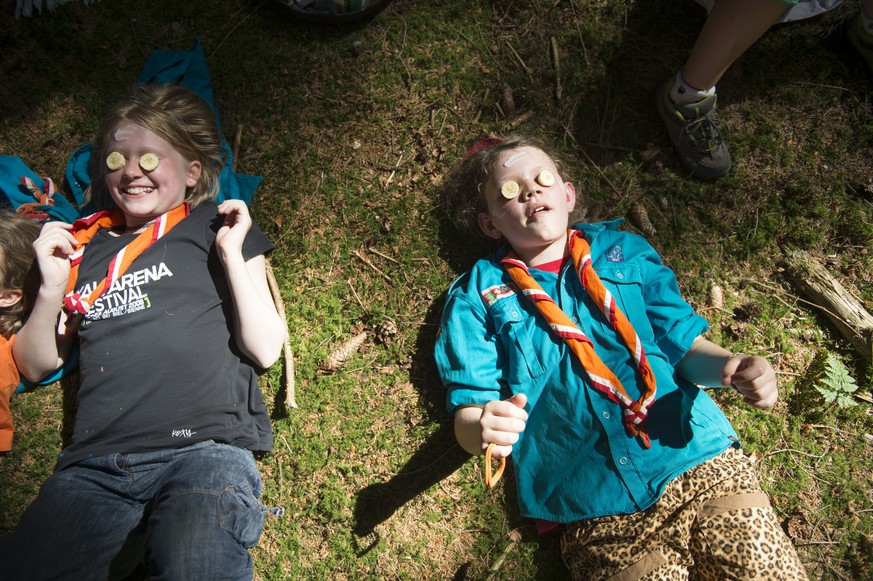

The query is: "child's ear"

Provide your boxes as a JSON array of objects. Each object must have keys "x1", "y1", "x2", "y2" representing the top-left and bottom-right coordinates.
[
  {"x1": 0, "y1": 290, "x2": 23, "y2": 308},
  {"x1": 185, "y1": 160, "x2": 203, "y2": 188},
  {"x1": 564, "y1": 181, "x2": 577, "y2": 211},
  {"x1": 478, "y1": 212, "x2": 503, "y2": 240}
]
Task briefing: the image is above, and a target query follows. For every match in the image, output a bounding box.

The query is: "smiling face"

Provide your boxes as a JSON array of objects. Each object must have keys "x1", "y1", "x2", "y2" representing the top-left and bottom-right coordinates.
[
  {"x1": 104, "y1": 120, "x2": 202, "y2": 228},
  {"x1": 477, "y1": 146, "x2": 576, "y2": 265}
]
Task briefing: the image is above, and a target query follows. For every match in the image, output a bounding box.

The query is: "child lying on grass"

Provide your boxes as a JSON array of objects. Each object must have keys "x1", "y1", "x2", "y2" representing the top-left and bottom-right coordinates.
[{"x1": 434, "y1": 135, "x2": 807, "y2": 580}]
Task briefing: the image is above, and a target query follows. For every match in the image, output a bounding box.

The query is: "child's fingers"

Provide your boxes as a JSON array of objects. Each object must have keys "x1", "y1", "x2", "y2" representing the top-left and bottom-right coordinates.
[
  {"x1": 35, "y1": 224, "x2": 78, "y2": 257},
  {"x1": 484, "y1": 397, "x2": 528, "y2": 421},
  {"x1": 482, "y1": 415, "x2": 526, "y2": 439},
  {"x1": 485, "y1": 443, "x2": 514, "y2": 459}
]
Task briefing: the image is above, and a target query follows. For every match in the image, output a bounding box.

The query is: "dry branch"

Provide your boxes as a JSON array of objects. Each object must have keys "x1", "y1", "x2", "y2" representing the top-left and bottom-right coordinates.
[
  {"x1": 266, "y1": 260, "x2": 297, "y2": 408},
  {"x1": 550, "y1": 36, "x2": 561, "y2": 101},
  {"x1": 782, "y1": 249, "x2": 873, "y2": 363}
]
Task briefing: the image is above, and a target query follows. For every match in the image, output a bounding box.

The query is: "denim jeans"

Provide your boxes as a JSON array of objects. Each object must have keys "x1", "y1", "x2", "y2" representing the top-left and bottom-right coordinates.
[{"x1": 0, "y1": 441, "x2": 270, "y2": 581}]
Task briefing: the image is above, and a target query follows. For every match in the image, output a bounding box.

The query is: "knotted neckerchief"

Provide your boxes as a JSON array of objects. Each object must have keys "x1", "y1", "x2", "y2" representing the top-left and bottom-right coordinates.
[
  {"x1": 63, "y1": 203, "x2": 190, "y2": 325},
  {"x1": 501, "y1": 229, "x2": 658, "y2": 448},
  {"x1": 18, "y1": 176, "x2": 58, "y2": 220}
]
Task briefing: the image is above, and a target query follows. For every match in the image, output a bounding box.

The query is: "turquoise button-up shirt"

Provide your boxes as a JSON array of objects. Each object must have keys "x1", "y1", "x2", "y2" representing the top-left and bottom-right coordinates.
[{"x1": 435, "y1": 221, "x2": 739, "y2": 523}]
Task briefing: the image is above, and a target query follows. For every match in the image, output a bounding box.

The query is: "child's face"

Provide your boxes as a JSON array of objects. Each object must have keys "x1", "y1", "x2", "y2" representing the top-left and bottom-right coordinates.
[
  {"x1": 478, "y1": 146, "x2": 576, "y2": 263},
  {"x1": 104, "y1": 121, "x2": 201, "y2": 226}
]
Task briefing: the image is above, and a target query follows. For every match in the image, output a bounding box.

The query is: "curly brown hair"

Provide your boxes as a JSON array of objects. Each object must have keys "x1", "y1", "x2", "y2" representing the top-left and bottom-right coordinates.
[
  {"x1": 86, "y1": 84, "x2": 224, "y2": 211},
  {"x1": 0, "y1": 212, "x2": 41, "y2": 337},
  {"x1": 440, "y1": 134, "x2": 568, "y2": 243}
]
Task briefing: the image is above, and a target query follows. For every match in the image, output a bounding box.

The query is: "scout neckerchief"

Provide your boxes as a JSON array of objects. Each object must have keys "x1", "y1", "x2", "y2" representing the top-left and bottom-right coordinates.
[
  {"x1": 501, "y1": 229, "x2": 657, "y2": 448},
  {"x1": 63, "y1": 203, "x2": 190, "y2": 325}
]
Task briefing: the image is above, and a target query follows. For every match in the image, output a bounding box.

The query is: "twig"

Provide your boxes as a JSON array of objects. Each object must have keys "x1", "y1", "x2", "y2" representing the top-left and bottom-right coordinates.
[
  {"x1": 744, "y1": 278, "x2": 860, "y2": 333},
  {"x1": 347, "y1": 280, "x2": 366, "y2": 312},
  {"x1": 209, "y1": 0, "x2": 270, "y2": 58},
  {"x1": 765, "y1": 448, "x2": 827, "y2": 459},
  {"x1": 354, "y1": 250, "x2": 391, "y2": 281},
  {"x1": 368, "y1": 247, "x2": 400, "y2": 265},
  {"x1": 550, "y1": 36, "x2": 561, "y2": 101},
  {"x1": 486, "y1": 538, "x2": 518, "y2": 579},
  {"x1": 505, "y1": 40, "x2": 532, "y2": 80},
  {"x1": 807, "y1": 424, "x2": 856, "y2": 437},
  {"x1": 506, "y1": 110, "x2": 535, "y2": 130},
  {"x1": 232, "y1": 124, "x2": 244, "y2": 171},
  {"x1": 266, "y1": 261, "x2": 297, "y2": 409},
  {"x1": 383, "y1": 150, "x2": 404, "y2": 190},
  {"x1": 563, "y1": 124, "x2": 623, "y2": 197}
]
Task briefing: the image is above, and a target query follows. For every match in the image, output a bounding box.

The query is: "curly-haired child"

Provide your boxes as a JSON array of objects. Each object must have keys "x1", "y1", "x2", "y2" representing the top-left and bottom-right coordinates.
[{"x1": 434, "y1": 135, "x2": 807, "y2": 579}]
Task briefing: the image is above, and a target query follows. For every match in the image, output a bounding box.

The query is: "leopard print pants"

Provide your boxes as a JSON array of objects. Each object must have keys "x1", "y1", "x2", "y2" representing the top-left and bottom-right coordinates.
[{"x1": 560, "y1": 447, "x2": 807, "y2": 580}]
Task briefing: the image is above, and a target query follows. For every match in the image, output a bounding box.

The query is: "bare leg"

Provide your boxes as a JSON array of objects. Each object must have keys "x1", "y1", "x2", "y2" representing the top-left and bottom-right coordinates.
[{"x1": 683, "y1": 0, "x2": 789, "y2": 90}]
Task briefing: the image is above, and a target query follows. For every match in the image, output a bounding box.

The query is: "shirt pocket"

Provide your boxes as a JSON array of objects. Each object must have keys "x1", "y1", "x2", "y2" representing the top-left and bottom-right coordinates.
[
  {"x1": 490, "y1": 298, "x2": 550, "y2": 385},
  {"x1": 594, "y1": 264, "x2": 656, "y2": 345}
]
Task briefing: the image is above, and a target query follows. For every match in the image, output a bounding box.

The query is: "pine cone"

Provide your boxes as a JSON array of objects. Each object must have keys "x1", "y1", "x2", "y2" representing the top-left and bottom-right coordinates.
[
  {"x1": 628, "y1": 202, "x2": 656, "y2": 238},
  {"x1": 319, "y1": 332, "x2": 368, "y2": 373},
  {"x1": 374, "y1": 317, "x2": 398, "y2": 344},
  {"x1": 709, "y1": 284, "x2": 725, "y2": 309}
]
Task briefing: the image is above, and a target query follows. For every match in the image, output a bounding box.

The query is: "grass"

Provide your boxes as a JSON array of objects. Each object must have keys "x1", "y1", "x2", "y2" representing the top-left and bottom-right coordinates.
[{"x1": 1, "y1": 0, "x2": 872, "y2": 578}]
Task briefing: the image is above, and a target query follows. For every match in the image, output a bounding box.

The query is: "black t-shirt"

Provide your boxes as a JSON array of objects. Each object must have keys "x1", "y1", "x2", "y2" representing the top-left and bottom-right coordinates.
[{"x1": 56, "y1": 202, "x2": 274, "y2": 470}]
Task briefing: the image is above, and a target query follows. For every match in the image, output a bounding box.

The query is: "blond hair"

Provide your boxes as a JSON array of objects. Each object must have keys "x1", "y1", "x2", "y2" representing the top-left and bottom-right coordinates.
[{"x1": 87, "y1": 84, "x2": 224, "y2": 211}]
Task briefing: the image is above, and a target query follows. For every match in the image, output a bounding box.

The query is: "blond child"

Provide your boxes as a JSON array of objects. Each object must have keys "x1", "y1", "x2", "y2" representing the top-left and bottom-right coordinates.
[{"x1": 1, "y1": 84, "x2": 286, "y2": 579}]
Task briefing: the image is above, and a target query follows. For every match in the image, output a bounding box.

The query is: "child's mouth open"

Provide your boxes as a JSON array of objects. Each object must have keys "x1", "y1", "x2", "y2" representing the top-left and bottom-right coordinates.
[
  {"x1": 528, "y1": 204, "x2": 550, "y2": 218},
  {"x1": 122, "y1": 186, "x2": 154, "y2": 196}
]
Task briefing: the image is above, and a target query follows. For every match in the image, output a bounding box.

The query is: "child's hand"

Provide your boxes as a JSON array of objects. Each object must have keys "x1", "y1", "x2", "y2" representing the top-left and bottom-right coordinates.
[
  {"x1": 215, "y1": 199, "x2": 252, "y2": 258},
  {"x1": 32, "y1": 221, "x2": 77, "y2": 291},
  {"x1": 480, "y1": 393, "x2": 528, "y2": 459},
  {"x1": 722, "y1": 354, "x2": 778, "y2": 409}
]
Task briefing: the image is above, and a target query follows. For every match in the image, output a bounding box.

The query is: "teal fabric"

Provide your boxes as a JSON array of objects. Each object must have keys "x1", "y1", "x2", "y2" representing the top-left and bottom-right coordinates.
[
  {"x1": 0, "y1": 155, "x2": 80, "y2": 223},
  {"x1": 434, "y1": 221, "x2": 739, "y2": 522}
]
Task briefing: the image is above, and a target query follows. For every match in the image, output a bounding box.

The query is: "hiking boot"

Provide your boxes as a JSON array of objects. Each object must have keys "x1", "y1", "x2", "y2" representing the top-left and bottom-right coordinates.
[
  {"x1": 654, "y1": 77, "x2": 732, "y2": 181},
  {"x1": 846, "y1": 11, "x2": 873, "y2": 74}
]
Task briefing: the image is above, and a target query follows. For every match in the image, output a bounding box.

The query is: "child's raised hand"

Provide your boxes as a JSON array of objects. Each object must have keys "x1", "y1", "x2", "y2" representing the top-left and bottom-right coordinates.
[
  {"x1": 32, "y1": 222, "x2": 77, "y2": 291},
  {"x1": 722, "y1": 354, "x2": 778, "y2": 409},
  {"x1": 215, "y1": 199, "x2": 252, "y2": 258},
  {"x1": 480, "y1": 393, "x2": 528, "y2": 458}
]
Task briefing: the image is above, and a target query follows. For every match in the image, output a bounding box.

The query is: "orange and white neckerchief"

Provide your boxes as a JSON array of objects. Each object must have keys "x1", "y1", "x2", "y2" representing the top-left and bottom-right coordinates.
[
  {"x1": 63, "y1": 203, "x2": 190, "y2": 325},
  {"x1": 501, "y1": 229, "x2": 658, "y2": 449},
  {"x1": 17, "y1": 176, "x2": 58, "y2": 220}
]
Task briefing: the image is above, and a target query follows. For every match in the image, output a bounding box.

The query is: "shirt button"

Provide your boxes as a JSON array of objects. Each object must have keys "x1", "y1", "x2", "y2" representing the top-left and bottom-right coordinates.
[
  {"x1": 511, "y1": 310, "x2": 519, "y2": 317},
  {"x1": 618, "y1": 457, "x2": 628, "y2": 466},
  {"x1": 616, "y1": 271, "x2": 624, "y2": 279},
  {"x1": 601, "y1": 410, "x2": 610, "y2": 419},
  {"x1": 571, "y1": 316, "x2": 577, "y2": 323}
]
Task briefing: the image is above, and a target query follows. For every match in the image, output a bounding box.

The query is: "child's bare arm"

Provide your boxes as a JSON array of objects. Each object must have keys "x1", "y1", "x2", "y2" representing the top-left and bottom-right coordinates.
[
  {"x1": 676, "y1": 336, "x2": 778, "y2": 409},
  {"x1": 454, "y1": 393, "x2": 528, "y2": 458},
  {"x1": 216, "y1": 200, "x2": 286, "y2": 368},
  {"x1": 12, "y1": 222, "x2": 76, "y2": 381}
]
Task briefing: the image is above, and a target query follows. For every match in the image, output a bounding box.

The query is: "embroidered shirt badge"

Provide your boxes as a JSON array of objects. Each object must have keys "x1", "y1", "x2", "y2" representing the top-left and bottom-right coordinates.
[
  {"x1": 481, "y1": 284, "x2": 516, "y2": 307},
  {"x1": 606, "y1": 245, "x2": 624, "y2": 263}
]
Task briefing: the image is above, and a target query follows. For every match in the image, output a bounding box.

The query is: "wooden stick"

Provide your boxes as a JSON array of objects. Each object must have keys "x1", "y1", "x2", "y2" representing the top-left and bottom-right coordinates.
[
  {"x1": 782, "y1": 249, "x2": 873, "y2": 363},
  {"x1": 266, "y1": 260, "x2": 297, "y2": 408},
  {"x1": 550, "y1": 36, "x2": 562, "y2": 102},
  {"x1": 232, "y1": 125, "x2": 243, "y2": 172},
  {"x1": 354, "y1": 250, "x2": 391, "y2": 281}
]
